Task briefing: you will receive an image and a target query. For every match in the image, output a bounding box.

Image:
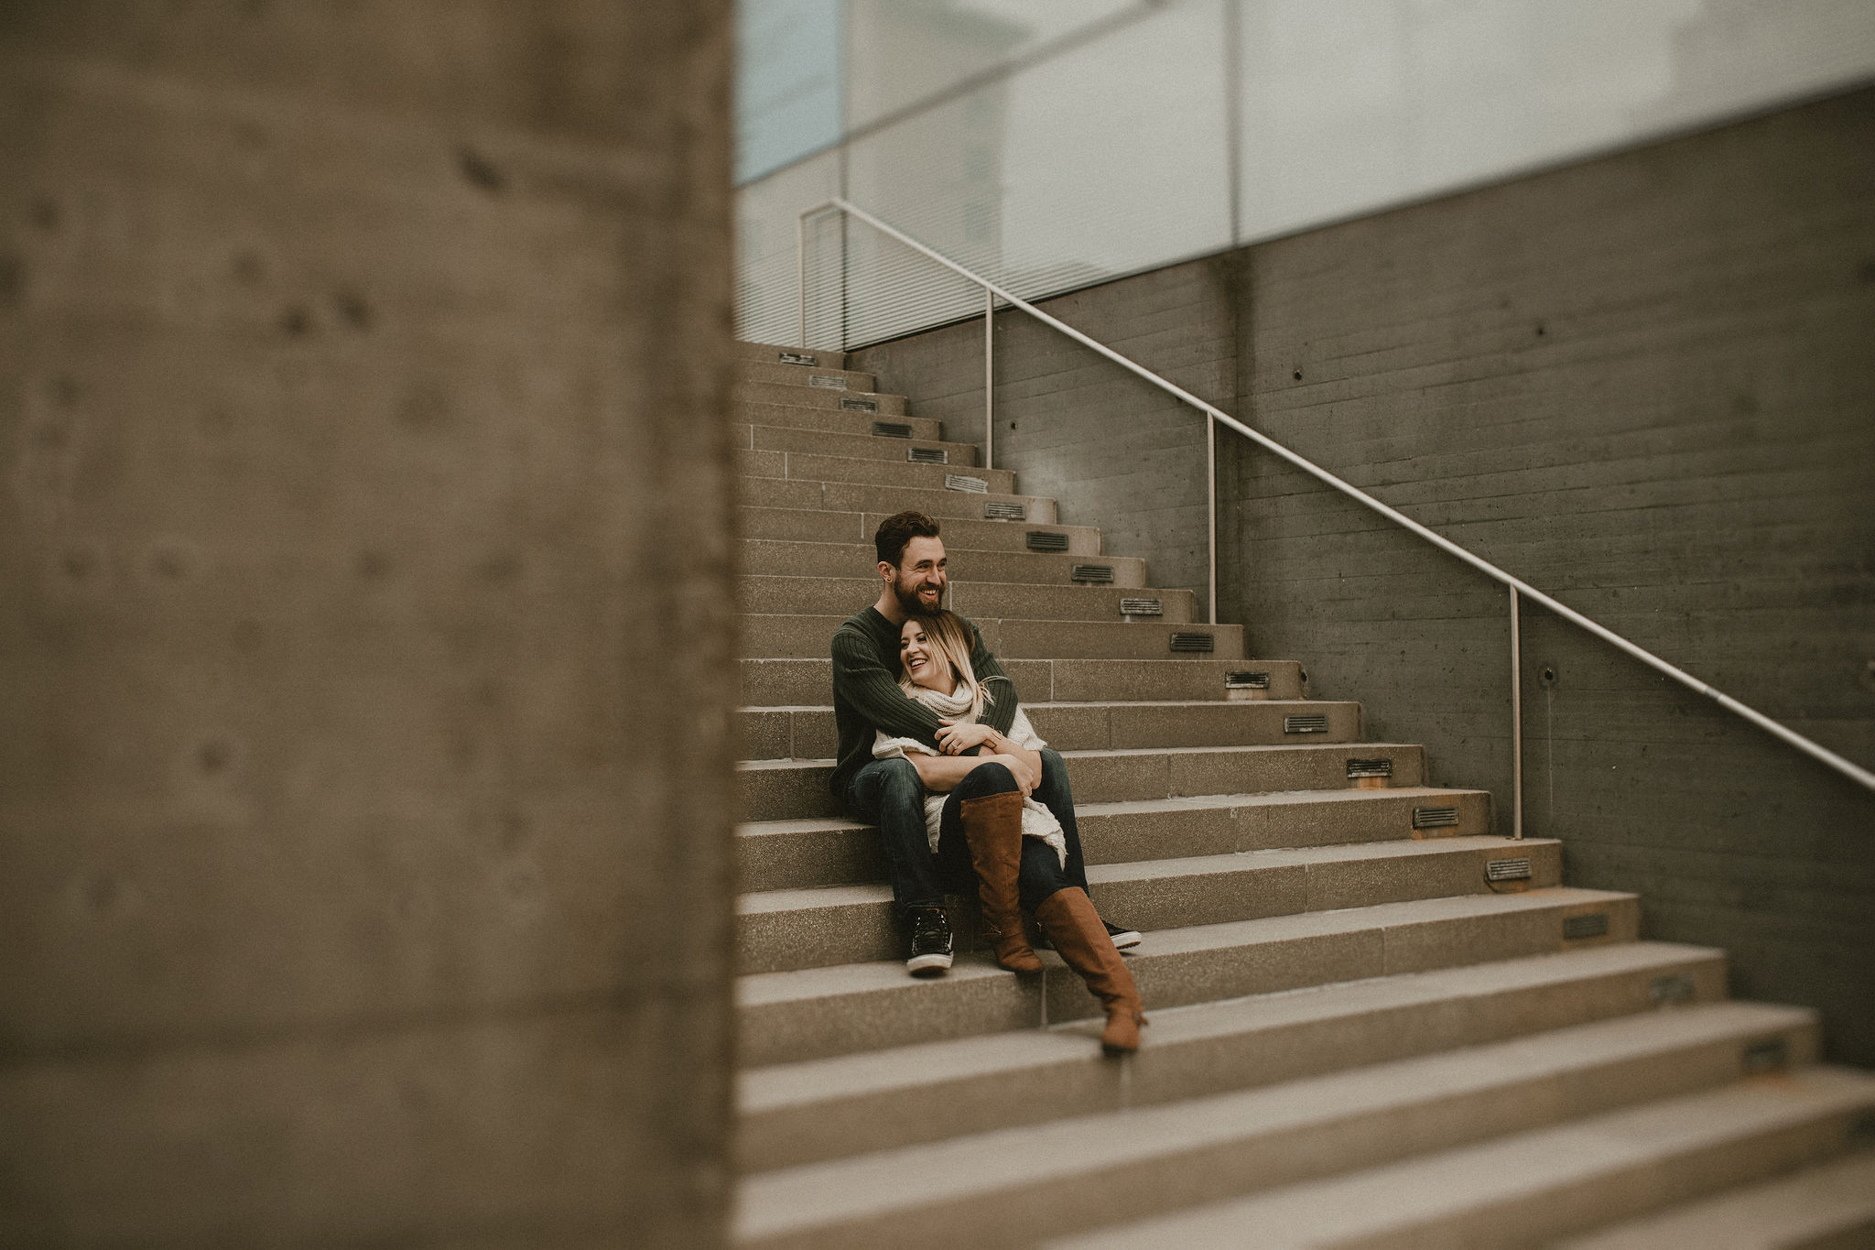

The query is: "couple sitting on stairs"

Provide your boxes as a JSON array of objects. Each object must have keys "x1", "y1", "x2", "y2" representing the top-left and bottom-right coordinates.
[{"x1": 828, "y1": 509, "x2": 1148, "y2": 1056}]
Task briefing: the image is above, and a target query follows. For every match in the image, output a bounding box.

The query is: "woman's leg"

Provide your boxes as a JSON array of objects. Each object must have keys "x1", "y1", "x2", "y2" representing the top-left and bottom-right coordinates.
[
  {"x1": 1030, "y1": 748, "x2": 1142, "y2": 948},
  {"x1": 935, "y1": 762, "x2": 1041, "y2": 973},
  {"x1": 1016, "y1": 836, "x2": 1075, "y2": 914}
]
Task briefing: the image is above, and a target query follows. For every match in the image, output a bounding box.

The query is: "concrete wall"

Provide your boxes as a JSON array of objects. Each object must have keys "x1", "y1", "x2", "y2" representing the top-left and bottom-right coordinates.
[
  {"x1": 0, "y1": 4, "x2": 736, "y2": 1246},
  {"x1": 854, "y1": 258, "x2": 1236, "y2": 605},
  {"x1": 852, "y1": 87, "x2": 1875, "y2": 1066}
]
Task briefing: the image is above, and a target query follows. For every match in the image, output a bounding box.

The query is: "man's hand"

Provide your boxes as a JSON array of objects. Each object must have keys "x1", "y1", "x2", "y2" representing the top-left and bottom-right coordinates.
[{"x1": 936, "y1": 721, "x2": 998, "y2": 755}]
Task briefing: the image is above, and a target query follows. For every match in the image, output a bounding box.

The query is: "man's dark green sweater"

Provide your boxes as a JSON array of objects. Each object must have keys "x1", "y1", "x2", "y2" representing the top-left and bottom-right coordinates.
[{"x1": 828, "y1": 606, "x2": 1019, "y2": 800}]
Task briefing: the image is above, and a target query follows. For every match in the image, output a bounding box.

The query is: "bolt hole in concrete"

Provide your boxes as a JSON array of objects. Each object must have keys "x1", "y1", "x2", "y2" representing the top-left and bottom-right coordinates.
[
  {"x1": 198, "y1": 740, "x2": 233, "y2": 774},
  {"x1": 333, "y1": 287, "x2": 373, "y2": 330},
  {"x1": 1537, "y1": 663, "x2": 1559, "y2": 689},
  {"x1": 457, "y1": 145, "x2": 506, "y2": 192},
  {"x1": 1293, "y1": 369, "x2": 1303, "y2": 380},
  {"x1": 146, "y1": 538, "x2": 201, "y2": 582}
]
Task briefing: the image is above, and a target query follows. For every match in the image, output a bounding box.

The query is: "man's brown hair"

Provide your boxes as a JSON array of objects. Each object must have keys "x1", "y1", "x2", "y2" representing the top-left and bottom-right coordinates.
[{"x1": 874, "y1": 510, "x2": 941, "y2": 568}]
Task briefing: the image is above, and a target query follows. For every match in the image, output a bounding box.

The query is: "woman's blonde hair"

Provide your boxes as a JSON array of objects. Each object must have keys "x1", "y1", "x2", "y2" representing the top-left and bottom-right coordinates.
[{"x1": 899, "y1": 609, "x2": 994, "y2": 718}]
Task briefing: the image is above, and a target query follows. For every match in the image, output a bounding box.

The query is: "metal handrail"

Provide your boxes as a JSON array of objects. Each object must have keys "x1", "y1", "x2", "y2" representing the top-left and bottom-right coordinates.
[{"x1": 795, "y1": 196, "x2": 1875, "y2": 811}]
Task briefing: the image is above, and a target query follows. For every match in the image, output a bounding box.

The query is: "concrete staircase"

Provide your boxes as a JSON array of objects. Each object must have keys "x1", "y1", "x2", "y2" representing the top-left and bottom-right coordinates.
[{"x1": 727, "y1": 340, "x2": 1875, "y2": 1249}]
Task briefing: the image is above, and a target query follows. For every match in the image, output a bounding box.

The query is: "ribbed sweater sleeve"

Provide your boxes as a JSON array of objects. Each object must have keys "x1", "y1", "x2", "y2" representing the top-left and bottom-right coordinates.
[{"x1": 971, "y1": 629, "x2": 1019, "y2": 734}]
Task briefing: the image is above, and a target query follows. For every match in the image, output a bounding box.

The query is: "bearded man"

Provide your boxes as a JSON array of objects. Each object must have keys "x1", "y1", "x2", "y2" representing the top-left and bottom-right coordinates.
[{"x1": 830, "y1": 510, "x2": 1137, "y2": 977}]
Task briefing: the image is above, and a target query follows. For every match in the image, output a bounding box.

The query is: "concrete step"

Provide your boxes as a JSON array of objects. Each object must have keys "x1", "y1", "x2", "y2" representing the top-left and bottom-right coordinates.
[
  {"x1": 734, "y1": 339, "x2": 847, "y2": 370},
  {"x1": 738, "y1": 698, "x2": 1364, "y2": 762},
  {"x1": 739, "y1": 657, "x2": 1308, "y2": 706},
  {"x1": 1552, "y1": 1147, "x2": 1875, "y2": 1249},
  {"x1": 736, "y1": 575, "x2": 1194, "y2": 625},
  {"x1": 737, "y1": 360, "x2": 877, "y2": 392},
  {"x1": 736, "y1": 743, "x2": 1438, "y2": 822},
  {"x1": 739, "y1": 508, "x2": 1100, "y2": 556},
  {"x1": 732, "y1": 402, "x2": 944, "y2": 442},
  {"x1": 736, "y1": 887, "x2": 1640, "y2": 1066},
  {"x1": 815, "y1": 836, "x2": 1567, "y2": 964},
  {"x1": 736, "y1": 835, "x2": 1555, "y2": 975},
  {"x1": 735, "y1": 378, "x2": 908, "y2": 415},
  {"x1": 738, "y1": 422, "x2": 978, "y2": 468},
  {"x1": 735, "y1": 1002, "x2": 1826, "y2": 1250},
  {"x1": 737, "y1": 449, "x2": 1016, "y2": 495},
  {"x1": 739, "y1": 614, "x2": 1245, "y2": 661},
  {"x1": 1049, "y1": 1067, "x2": 1875, "y2": 1250},
  {"x1": 735, "y1": 941, "x2": 1731, "y2": 1172},
  {"x1": 741, "y1": 473, "x2": 1057, "y2": 525},
  {"x1": 737, "y1": 784, "x2": 1489, "y2": 891},
  {"x1": 738, "y1": 539, "x2": 1146, "y2": 588}
]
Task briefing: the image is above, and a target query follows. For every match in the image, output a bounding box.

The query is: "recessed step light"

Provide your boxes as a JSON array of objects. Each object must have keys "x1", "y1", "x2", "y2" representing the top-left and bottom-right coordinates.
[
  {"x1": 778, "y1": 350, "x2": 819, "y2": 365},
  {"x1": 1026, "y1": 531, "x2": 1069, "y2": 551},
  {"x1": 945, "y1": 474, "x2": 988, "y2": 493},
  {"x1": 1346, "y1": 757, "x2": 1392, "y2": 779},
  {"x1": 1412, "y1": 804, "x2": 1460, "y2": 829},
  {"x1": 1283, "y1": 713, "x2": 1329, "y2": 734},
  {"x1": 839, "y1": 397, "x2": 878, "y2": 413},
  {"x1": 808, "y1": 374, "x2": 848, "y2": 390},
  {"x1": 871, "y1": 421, "x2": 912, "y2": 438},
  {"x1": 986, "y1": 502, "x2": 1027, "y2": 521},
  {"x1": 1170, "y1": 632, "x2": 1214, "y2": 653},
  {"x1": 1650, "y1": 973, "x2": 1696, "y2": 1004},
  {"x1": 1485, "y1": 857, "x2": 1532, "y2": 882},
  {"x1": 908, "y1": 447, "x2": 949, "y2": 464},
  {"x1": 1119, "y1": 597, "x2": 1162, "y2": 616},
  {"x1": 1563, "y1": 912, "x2": 1610, "y2": 940},
  {"x1": 1225, "y1": 670, "x2": 1270, "y2": 690}
]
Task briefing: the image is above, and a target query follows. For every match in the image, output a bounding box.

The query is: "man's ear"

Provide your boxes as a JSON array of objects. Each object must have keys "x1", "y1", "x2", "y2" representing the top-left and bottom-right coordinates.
[{"x1": 878, "y1": 561, "x2": 895, "y2": 583}]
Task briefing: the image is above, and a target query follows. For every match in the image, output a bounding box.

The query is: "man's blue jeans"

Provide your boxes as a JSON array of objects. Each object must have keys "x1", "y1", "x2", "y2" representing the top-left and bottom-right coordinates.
[{"x1": 845, "y1": 748, "x2": 1090, "y2": 916}]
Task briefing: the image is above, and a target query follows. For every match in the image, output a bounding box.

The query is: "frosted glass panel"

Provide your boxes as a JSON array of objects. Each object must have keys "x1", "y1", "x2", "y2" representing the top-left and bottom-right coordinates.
[
  {"x1": 841, "y1": 0, "x2": 1233, "y2": 345},
  {"x1": 735, "y1": 151, "x2": 841, "y2": 347},
  {"x1": 1235, "y1": 0, "x2": 1875, "y2": 243},
  {"x1": 845, "y1": 0, "x2": 1142, "y2": 130},
  {"x1": 736, "y1": 0, "x2": 844, "y2": 184}
]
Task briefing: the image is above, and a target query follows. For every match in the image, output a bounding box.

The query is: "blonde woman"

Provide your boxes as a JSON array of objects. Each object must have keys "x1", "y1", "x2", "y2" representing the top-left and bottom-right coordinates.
[{"x1": 873, "y1": 610, "x2": 1146, "y2": 1055}]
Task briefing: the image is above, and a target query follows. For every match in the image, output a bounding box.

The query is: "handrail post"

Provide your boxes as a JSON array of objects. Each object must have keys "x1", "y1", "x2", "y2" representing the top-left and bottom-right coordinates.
[
  {"x1": 1206, "y1": 413, "x2": 1218, "y2": 625},
  {"x1": 984, "y1": 287, "x2": 995, "y2": 472},
  {"x1": 795, "y1": 208, "x2": 810, "y2": 349},
  {"x1": 1510, "y1": 586, "x2": 1524, "y2": 840}
]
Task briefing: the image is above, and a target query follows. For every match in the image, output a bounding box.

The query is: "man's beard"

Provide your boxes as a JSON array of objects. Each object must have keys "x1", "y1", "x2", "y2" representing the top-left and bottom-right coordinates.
[{"x1": 892, "y1": 575, "x2": 941, "y2": 617}]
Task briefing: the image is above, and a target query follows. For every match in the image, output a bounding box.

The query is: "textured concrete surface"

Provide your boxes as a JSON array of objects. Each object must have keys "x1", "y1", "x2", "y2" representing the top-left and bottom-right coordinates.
[
  {"x1": 1051, "y1": 1067, "x2": 1875, "y2": 1250},
  {"x1": 738, "y1": 1004, "x2": 1830, "y2": 1250},
  {"x1": 851, "y1": 87, "x2": 1875, "y2": 1066},
  {"x1": 0, "y1": 4, "x2": 734, "y2": 1246},
  {"x1": 736, "y1": 942, "x2": 1729, "y2": 1173}
]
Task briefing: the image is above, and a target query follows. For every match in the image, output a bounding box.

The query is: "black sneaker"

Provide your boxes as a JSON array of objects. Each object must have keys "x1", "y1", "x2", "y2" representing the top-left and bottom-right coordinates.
[
  {"x1": 1036, "y1": 917, "x2": 1143, "y2": 952},
  {"x1": 905, "y1": 906, "x2": 953, "y2": 977}
]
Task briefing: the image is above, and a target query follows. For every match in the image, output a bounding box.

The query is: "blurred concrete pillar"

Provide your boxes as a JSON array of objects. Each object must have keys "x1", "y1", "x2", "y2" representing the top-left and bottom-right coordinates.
[{"x1": 0, "y1": 3, "x2": 735, "y2": 1245}]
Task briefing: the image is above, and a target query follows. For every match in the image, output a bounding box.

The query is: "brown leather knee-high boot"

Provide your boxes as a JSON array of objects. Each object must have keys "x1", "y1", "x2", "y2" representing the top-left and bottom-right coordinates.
[
  {"x1": 958, "y1": 790, "x2": 1043, "y2": 973},
  {"x1": 1036, "y1": 887, "x2": 1147, "y2": 1055}
]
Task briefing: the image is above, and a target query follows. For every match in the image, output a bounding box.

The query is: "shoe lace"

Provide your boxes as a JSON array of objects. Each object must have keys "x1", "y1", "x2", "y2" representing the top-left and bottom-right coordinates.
[{"x1": 910, "y1": 909, "x2": 948, "y2": 948}]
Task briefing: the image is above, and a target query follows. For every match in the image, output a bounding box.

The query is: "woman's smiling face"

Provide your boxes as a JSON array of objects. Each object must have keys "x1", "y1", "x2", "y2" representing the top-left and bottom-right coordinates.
[{"x1": 900, "y1": 619, "x2": 952, "y2": 694}]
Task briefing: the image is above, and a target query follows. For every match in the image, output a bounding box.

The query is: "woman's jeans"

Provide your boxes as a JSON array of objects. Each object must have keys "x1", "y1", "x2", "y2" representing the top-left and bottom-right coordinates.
[{"x1": 844, "y1": 749, "x2": 1088, "y2": 916}]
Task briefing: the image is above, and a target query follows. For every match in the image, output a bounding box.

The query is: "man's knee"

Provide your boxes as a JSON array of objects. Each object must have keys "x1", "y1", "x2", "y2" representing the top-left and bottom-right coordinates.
[
  {"x1": 875, "y1": 757, "x2": 927, "y2": 809},
  {"x1": 1038, "y1": 748, "x2": 1072, "y2": 794}
]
